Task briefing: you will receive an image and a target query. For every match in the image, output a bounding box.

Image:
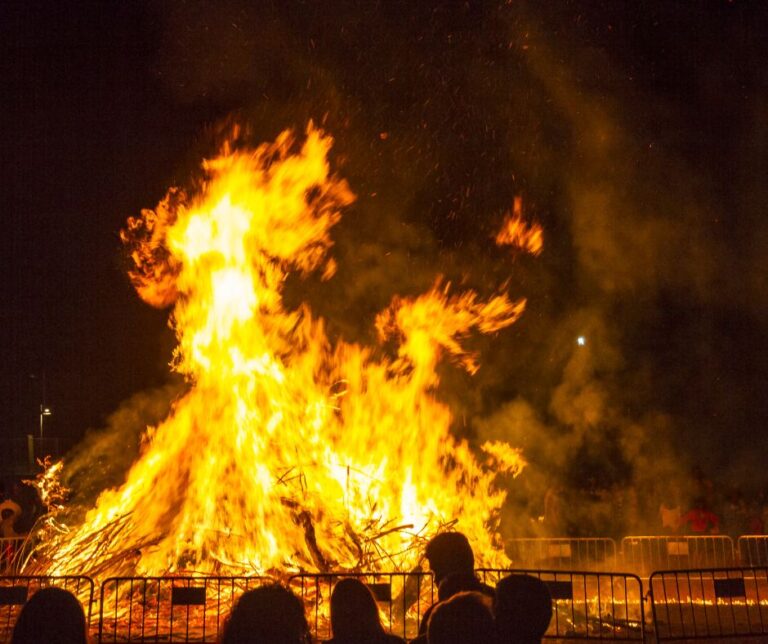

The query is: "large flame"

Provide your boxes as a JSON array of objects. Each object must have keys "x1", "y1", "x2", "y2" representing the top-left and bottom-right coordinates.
[{"x1": 39, "y1": 125, "x2": 527, "y2": 577}]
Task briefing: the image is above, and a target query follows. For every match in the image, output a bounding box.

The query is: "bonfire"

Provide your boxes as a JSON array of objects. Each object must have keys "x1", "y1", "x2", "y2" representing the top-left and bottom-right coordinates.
[{"x1": 24, "y1": 124, "x2": 540, "y2": 581}]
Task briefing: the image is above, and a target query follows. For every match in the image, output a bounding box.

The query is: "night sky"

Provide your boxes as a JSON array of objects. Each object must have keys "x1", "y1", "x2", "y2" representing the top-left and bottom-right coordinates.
[{"x1": 2, "y1": 1, "x2": 767, "y2": 500}]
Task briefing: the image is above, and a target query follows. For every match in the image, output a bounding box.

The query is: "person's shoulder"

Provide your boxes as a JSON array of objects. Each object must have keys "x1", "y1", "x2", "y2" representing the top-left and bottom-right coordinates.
[
  {"x1": 479, "y1": 581, "x2": 495, "y2": 598},
  {"x1": 419, "y1": 602, "x2": 436, "y2": 633},
  {"x1": 384, "y1": 635, "x2": 406, "y2": 644}
]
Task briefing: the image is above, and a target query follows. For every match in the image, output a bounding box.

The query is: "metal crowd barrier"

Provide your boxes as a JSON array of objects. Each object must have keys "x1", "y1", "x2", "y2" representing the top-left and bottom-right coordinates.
[
  {"x1": 0, "y1": 575, "x2": 94, "y2": 643},
  {"x1": 477, "y1": 568, "x2": 645, "y2": 640},
  {"x1": 506, "y1": 538, "x2": 618, "y2": 571},
  {"x1": 739, "y1": 536, "x2": 768, "y2": 567},
  {"x1": 0, "y1": 539, "x2": 30, "y2": 575},
  {"x1": 288, "y1": 571, "x2": 434, "y2": 641},
  {"x1": 98, "y1": 576, "x2": 270, "y2": 643},
  {"x1": 650, "y1": 567, "x2": 768, "y2": 641},
  {"x1": 621, "y1": 536, "x2": 736, "y2": 577}
]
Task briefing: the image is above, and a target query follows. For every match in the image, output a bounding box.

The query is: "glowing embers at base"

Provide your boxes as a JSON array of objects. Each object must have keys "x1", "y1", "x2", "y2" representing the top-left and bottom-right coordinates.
[{"x1": 34, "y1": 125, "x2": 527, "y2": 578}]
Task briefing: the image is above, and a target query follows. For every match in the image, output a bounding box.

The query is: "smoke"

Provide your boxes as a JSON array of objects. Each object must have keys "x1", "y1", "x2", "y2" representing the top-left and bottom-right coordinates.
[
  {"x1": 472, "y1": 5, "x2": 765, "y2": 535},
  {"x1": 59, "y1": 382, "x2": 185, "y2": 522},
  {"x1": 176, "y1": 2, "x2": 760, "y2": 524},
  {"x1": 476, "y1": 309, "x2": 692, "y2": 537},
  {"x1": 57, "y1": 1, "x2": 767, "y2": 538}
]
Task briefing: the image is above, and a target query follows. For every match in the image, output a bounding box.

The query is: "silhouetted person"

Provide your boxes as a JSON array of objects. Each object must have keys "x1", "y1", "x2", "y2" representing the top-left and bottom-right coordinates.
[
  {"x1": 436, "y1": 572, "x2": 484, "y2": 602},
  {"x1": 427, "y1": 591, "x2": 495, "y2": 644},
  {"x1": 410, "y1": 572, "x2": 488, "y2": 644},
  {"x1": 327, "y1": 578, "x2": 405, "y2": 644},
  {"x1": 415, "y1": 533, "x2": 494, "y2": 641},
  {"x1": 11, "y1": 587, "x2": 87, "y2": 644},
  {"x1": 494, "y1": 574, "x2": 552, "y2": 644},
  {"x1": 425, "y1": 532, "x2": 475, "y2": 585},
  {"x1": 220, "y1": 584, "x2": 310, "y2": 644}
]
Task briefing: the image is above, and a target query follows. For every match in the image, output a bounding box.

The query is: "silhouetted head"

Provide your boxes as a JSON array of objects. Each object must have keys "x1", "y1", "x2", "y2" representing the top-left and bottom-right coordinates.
[
  {"x1": 330, "y1": 577, "x2": 386, "y2": 641},
  {"x1": 427, "y1": 591, "x2": 494, "y2": 644},
  {"x1": 221, "y1": 585, "x2": 309, "y2": 644},
  {"x1": 437, "y1": 572, "x2": 483, "y2": 602},
  {"x1": 425, "y1": 532, "x2": 474, "y2": 584},
  {"x1": 494, "y1": 574, "x2": 552, "y2": 644},
  {"x1": 11, "y1": 587, "x2": 87, "y2": 644}
]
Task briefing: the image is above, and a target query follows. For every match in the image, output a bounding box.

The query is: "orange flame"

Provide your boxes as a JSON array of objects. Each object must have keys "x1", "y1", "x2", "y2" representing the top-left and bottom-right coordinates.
[
  {"x1": 40, "y1": 125, "x2": 527, "y2": 577},
  {"x1": 495, "y1": 196, "x2": 543, "y2": 256}
]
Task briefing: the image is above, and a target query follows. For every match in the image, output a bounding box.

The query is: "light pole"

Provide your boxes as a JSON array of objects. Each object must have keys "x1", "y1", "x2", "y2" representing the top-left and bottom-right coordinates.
[
  {"x1": 31, "y1": 371, "x2": 52, "y2": 439},
  {"x1": 39, "y1": 405, "x2": 52, "y2": 439}
]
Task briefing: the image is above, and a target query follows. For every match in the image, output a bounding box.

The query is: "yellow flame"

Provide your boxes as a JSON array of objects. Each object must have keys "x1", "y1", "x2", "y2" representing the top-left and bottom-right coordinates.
[
  {"x1": 41, "y1": 125, "x2": 528, "y2": 577},
  {"x1": 496, "y1": 196, "x2": 543, "y2": 256},
  {"x1": 27, "y1": 458, "x2": 68, "y2": 514}
]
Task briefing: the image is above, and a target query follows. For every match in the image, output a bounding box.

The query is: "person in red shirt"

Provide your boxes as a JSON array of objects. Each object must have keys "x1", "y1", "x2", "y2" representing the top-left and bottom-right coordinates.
[{"x1": 681, "y1": 498, "x2": 720, "y2": 534}]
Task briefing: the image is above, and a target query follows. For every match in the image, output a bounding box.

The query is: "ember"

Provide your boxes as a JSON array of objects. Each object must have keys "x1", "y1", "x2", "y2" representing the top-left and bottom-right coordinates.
[{"x1": 28, "y1": 125, "x2": 526, "y2": 580}]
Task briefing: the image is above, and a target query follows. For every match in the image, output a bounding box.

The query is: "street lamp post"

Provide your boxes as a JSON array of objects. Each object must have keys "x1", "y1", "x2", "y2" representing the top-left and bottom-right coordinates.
[
  {"x1": 33, "y1": 369, "x2": 53, "y2": 439},
  {"x1": 39, "y1": 405, "x2": 52, "y2": 439}
]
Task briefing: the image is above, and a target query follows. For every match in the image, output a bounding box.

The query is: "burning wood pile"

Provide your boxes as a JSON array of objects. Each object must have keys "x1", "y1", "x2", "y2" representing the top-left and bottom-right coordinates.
[{"x1": 21, "y1": 126, "x2": 542, "y2": 583}]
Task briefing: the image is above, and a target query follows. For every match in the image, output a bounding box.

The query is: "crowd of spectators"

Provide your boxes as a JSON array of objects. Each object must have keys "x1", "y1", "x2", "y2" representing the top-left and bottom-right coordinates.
[
  {"x1": 657, "y1": 481, "x2": 768, "y2": 538},
  {"x1": 538, "y1": 473, "x2": 768, "y2": 539},
  {"x1": 8, "y1": 531, "x2": 551, "y2": 644},
  {"x1": 21, "y1": 471, "x2": 768, "y2": 641},
  {"x1": 217, "y1": 530, "x2": 551, "y2": 643}
]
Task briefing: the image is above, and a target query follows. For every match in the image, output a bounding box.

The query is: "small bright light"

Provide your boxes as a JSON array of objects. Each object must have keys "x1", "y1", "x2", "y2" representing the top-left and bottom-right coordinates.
[
  {"x1": 42, "y1": 408, "x2": 52, "y2": 415},
  {"x1": 577, "y1": 336, "x2": 586, "y2": 346}
]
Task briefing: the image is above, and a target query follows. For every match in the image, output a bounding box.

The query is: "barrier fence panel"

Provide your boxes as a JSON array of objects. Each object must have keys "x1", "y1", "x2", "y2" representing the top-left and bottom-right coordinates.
[
  {"x1": 739, "y1": 536, "x2": 768, "y2": 567},
  {"x1": 0, "y1": 539, "x2": 31, "y2": 575},
  {"x1": 0, "y1": 575, "x2": 94, "y2": 644},
  {"x1": 506, "y1": 538, "x2": 618, "y2": 571},
  {"x1": 621, "y1": 536, "x2": 735, "y2": 577},
  {"x1": 98, "y1": 576, "x2": 270, "y2": 643},
  {"x1": 650, "y1": 567, "x2": 768, "y2": 641},
  {"x1": 477, "y1": 568, "x2": 645, "y2": 641},
  {"x1": 288, "y1": 572, "x2": 434, "y2": 641}
]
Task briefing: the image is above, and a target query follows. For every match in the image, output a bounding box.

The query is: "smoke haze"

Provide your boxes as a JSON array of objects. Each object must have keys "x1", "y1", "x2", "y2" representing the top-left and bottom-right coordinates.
[{"x1": 10, "y1": 0, "x2": 766, "y2": 536}]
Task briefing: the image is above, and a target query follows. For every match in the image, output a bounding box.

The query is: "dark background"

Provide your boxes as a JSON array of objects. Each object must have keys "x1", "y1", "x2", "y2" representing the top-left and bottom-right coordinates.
[{"x1": 1, "y1": 1, "x2": 767, "y2": 501}]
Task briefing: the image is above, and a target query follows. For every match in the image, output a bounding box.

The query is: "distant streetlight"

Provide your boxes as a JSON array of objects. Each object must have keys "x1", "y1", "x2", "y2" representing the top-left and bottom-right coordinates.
[
  {"x1": 577, "y1": 336, "x2": 586, "y2": 346},
  {"x1": 39, "y1": 405, "x2": 52, "y2": 439},
  {"x1": 30, "y1": 371, "x2": 52, "y2": 438}
]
